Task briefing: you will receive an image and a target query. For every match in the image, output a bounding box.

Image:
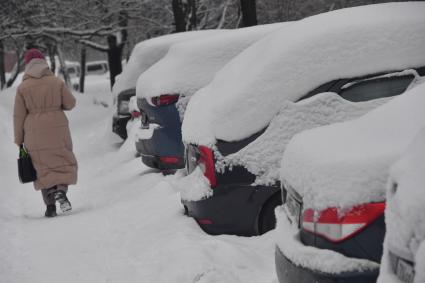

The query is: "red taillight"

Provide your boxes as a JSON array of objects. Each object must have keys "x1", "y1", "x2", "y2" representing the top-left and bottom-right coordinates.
[
  {"x1": 131, "y1": 111, "x2": 141, "y2": 118},
  {"x1": 151, "y1": 94, "x2": 179, "y2": 106},
  {"x1": 198, "y1": 146, "x2": 217, "y2": 187},
  {"x1": 198, "y1": 219, "x2": 213, "y2": 225},
  {"x1": 302, "y1": 202, "x2": 385, "y2": 243},
  {"x1": 159, "y1": 156, "x2": 180, "y2": 165}
]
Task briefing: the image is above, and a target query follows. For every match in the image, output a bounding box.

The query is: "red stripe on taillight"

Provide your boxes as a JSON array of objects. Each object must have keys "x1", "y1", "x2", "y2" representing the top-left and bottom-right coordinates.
[
  {"x1": 302, "y1": 202, "x2": 385, "y2": 243},
  {"x1": 198, "y1": 146, "x2": 217, "y2": 187},
  {"x1": 131, "y1": 111, "x2": 141, "y2": 118},
  {"x1": 159, "y1": 156, "x2": 180, "y2": 164},
  {"x1": 151, "y1": 94, "x2": 179, "y2": 106},
  {"x1": 198, "y1": 219, "x2": 213, "y2": 225}
]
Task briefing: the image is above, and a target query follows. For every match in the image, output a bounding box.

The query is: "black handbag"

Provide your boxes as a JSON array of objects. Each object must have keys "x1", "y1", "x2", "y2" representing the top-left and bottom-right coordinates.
[{"x1": 17, "y1": 145, "x2": 37, "y2": 183}]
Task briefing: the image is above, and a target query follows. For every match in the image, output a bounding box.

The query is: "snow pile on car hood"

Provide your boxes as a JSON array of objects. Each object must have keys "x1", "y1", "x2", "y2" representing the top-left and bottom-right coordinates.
[
  {"x1": 281, "y1": 82, "x2": 425, "y2": 211},
  {"x1": 216, "y1": 92, "x2": 389, "y2": 185},
  {"x1": 182, "y1": 2, "x2": 425, "y2": 146},
  {"x1": 378, "y1": 128, "x2": 425, "y2": 283},
  {"x1": 137, "y1": 23, "x2": 286, "y2": 101},
  {"x1": 113, "y1": 30, "x2": 223, "y2": 99}
]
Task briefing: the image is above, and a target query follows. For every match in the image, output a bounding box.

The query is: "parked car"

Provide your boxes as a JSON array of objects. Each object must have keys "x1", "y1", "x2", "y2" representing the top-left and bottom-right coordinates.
[
  {"x1": 113, "y1": 88, "x2": 136, "y2": 139},
  {"x1": 136, "y1": 24, "x2": 288, "y2": 170},
  {"x1": 112, "y1": 30, "x2": 223, "y2": 140},
  {"x1": 180, "y1": 2, "x2": 425, "y2": 236},
  {"x1": 135, "y1": 24, "x2": 285, "y2": 171},
  {"x1": 377, "y1": 128, "x2": 425, "y2": 283},
  {"x1": 275, "y1": 81, "x2": 425, "y2": 282},
  {"x1": 65, "y1": 61, "x2": 81, "y2": 79}
]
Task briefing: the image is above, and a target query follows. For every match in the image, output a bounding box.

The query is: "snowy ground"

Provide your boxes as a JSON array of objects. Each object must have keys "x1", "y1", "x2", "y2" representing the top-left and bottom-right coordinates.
[{"x1": 0, "y1": 82, "x2": 277, "y2": 283}]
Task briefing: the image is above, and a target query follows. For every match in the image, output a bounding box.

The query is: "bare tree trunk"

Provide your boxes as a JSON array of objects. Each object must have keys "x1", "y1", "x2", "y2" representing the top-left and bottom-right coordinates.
[
  {"x1": 47, "y1": 44, "x2": 56, "y2": 75},
  {"x1": 188, "y1": 0, "x2": 197, "y2": 30},
  {"x1": 6, "y1": 51, "x2": 23, "y2": 88},
  {"x1": 217, "y1": 0, "x2": 231, "y2": 29},
  {"x1": 79, "y1": 45, "x2": 86, "y2": 93},
  {"x1": 172, "y1": 0, "x2": 187, "y2": 32},
  {"x1": 107, "y1": 35, "x2": 124, "y2": 89},
  {"x1": 0, "y1": 40, "x2": 5, "y2": 90},
  {"x1": 56, "y1": 45, "x2": 71, "y2": 87},
  {"x1": 239, "y1": 0, "x2": 257, "y2": 27}
]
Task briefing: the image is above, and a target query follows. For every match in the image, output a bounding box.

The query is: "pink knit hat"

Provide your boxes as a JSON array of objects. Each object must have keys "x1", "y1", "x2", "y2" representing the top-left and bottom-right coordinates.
[{"x1": 24, "y1": 48, "x2": 45, "y2": 65}]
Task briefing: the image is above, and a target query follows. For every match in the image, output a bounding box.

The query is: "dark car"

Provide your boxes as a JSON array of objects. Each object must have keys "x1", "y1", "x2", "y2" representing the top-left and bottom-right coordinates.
[
  {"x1": 112, "y1": 88, "x2": 136, "y2": 140},
  {"x1": 135, "y1": 95, "x2": 185, "y2": 171},
  {"x1": 182, "y1": 67, "x2": 423, "y2": 237},
  {"x1": 275, "y1": 72, "x2": 425, "y2": 282}
]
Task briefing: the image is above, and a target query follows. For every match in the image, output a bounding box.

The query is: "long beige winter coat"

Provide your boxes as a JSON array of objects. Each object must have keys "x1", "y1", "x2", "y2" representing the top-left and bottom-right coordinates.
[{"x1": 13, "y1": 58, "x2": 78, "y2": 190}]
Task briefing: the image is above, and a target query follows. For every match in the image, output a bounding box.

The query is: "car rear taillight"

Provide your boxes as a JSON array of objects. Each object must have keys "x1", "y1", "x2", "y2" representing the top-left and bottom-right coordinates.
[
  {"x1": 131, "y1": 111, "x2": 141, "y2": 118},
  {"x1": 159, "y1": 156, "x2": 180, "y2": 165},
  {"x1": 151, "y1": 94, "x2": 179, "y2": 106},
  {"x1": 197, "y1": 146, "x2": 217, "y2": 187},
  {"x1": 302, "y1": 202, "x2": 385, "y2": 243}
]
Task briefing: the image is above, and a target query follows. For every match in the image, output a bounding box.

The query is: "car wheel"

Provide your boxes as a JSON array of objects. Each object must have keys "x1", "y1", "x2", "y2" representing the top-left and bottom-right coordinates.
[{"x1": 258, "y1": 193, "x2": 282, "y2": 235}]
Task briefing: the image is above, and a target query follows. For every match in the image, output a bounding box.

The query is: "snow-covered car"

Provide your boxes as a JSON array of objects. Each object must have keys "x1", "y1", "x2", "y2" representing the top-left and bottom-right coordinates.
[
  {"x1": 114, "y1": 88, "x2": 136, "y2": 139},
  {"x1": 65, "y1": 61, "x2": 81, "y2": 79},
  {"x1": 135, "y1": 24, "x2": 285, "y2": 171},
  {"x1": 377, "y1": 129, "x2": 425, "y2": 283},
  {"x1": 181, "y1": 2, "x2": 425, "y2": 236},
  {"x1": 112, "y1": 30, "x2": 223, "y2": 140},
  {"x1": 276, "y1": 82, "x2": 425, "y2": 282}
]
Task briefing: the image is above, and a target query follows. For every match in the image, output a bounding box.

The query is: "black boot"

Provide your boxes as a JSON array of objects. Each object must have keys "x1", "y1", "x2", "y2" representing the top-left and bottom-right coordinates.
[
  {"x1": 45, "y1": 205, "x2": 57, "y2": 217},
  {"x1": 54, "y1": 191, "x2": 72, "y2": 212}
]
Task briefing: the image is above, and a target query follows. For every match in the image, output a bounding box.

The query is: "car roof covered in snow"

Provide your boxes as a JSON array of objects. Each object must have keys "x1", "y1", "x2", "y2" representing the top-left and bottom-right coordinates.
[
  {"x1": 136, "y1": 23, "x2": 287, "y2": 101},
  {"x1": 112, "y1": 29, "x2": 224, "y2": 98},
  {"x1": 281, "y1": 82, "x2": 425, "y2": 212},
  {"x1": 182, "y1": 2, "x2": 425, "y2": 145}
]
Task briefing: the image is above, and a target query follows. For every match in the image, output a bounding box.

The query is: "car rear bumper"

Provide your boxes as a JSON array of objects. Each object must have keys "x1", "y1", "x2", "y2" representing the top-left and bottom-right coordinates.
[
  {"x1": 181, "y1": 184, "x2": 279, "y2": 236},
  {"x1": 274, "y1": 209, "x2": 379, "y2": 283},
  {"x1": 135, "y1": 126, "x2": 185, "y2": 170},
  {"x1": 141, "y1": 154, "x2": 184, "y2": 170},
  {"x1": 275, "y1": 247, "x2": 379, "y2": 283},
  {"x1": 112, "y1": 114, "x2": 131, "y2": 140}
]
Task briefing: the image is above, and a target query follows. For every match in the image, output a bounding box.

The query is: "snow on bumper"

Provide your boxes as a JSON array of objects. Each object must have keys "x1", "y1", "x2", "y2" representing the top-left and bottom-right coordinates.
[
  {"x1": 275, "y1": 206, "x2": 379, "y2": 275},
  {"x1": 135, "y1": 123, "x2": 159, "y2": 140}
]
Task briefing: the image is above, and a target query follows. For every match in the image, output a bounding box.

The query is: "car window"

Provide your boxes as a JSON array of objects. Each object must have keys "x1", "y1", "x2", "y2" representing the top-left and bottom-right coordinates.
[
  {"x1": 338, "y1": 75, "x2": 414, "y2": 102},
  {"x1": 87, "y1": 64, "x2": 103, "y2": 72}
]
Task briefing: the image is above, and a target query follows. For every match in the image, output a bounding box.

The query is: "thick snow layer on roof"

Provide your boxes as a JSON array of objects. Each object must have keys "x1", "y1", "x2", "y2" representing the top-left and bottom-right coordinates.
[
  {"x1": 378, "y1": 128, "x2": 425, "y2": 283},
  {"x1": 137, "y1": 23, "x2": 286, "y2": 101},
  {"x1": 113, "y1": 30, "x2": 223, "y2": 98},
  {"x1": 182, "y1": 2, "x2": 425, "y2": 145},
  {"x1": 275, "y1": 206, "x2": 379, "y2": 274},
  {"x1": 217, "y1": 92, "x2": 388, "y2": 185},
  {"x1": 281, "y1": 82, "x2": 425, "y2": 211}
]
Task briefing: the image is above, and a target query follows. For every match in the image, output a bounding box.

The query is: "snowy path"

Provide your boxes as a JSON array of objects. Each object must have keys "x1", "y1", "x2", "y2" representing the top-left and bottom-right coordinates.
[{"x1": 0, "y1": 87, "x2": 277, "y2": 283}]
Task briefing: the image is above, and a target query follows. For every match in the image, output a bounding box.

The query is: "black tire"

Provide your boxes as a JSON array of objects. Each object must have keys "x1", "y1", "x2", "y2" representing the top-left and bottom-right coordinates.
[{"x1": 258, "y1": 193, "x2": 283, "y2": 235}]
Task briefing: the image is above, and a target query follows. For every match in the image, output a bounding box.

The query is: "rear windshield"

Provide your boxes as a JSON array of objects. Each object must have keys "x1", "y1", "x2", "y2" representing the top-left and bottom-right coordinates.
[{"x1": 339, "y1": 75, "x2": 414, "y2": 102}]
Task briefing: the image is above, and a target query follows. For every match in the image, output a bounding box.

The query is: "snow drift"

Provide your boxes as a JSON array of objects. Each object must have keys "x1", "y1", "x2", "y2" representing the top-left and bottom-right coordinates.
[
  {"x1": 136, "y1": 23, "x2": 287, "y2": 102},
  {"x1": 182, "y1": 2, "x2": 425, "y2": 146},
  {"x1": 281, "y1": 82, "x2": 425, "y2": 211}
]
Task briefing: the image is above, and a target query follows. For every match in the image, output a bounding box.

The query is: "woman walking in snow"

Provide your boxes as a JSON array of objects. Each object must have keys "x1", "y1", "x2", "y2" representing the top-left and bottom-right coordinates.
[{"x1": 13, "y1": 48, "x2": 78, "y2": 217}]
